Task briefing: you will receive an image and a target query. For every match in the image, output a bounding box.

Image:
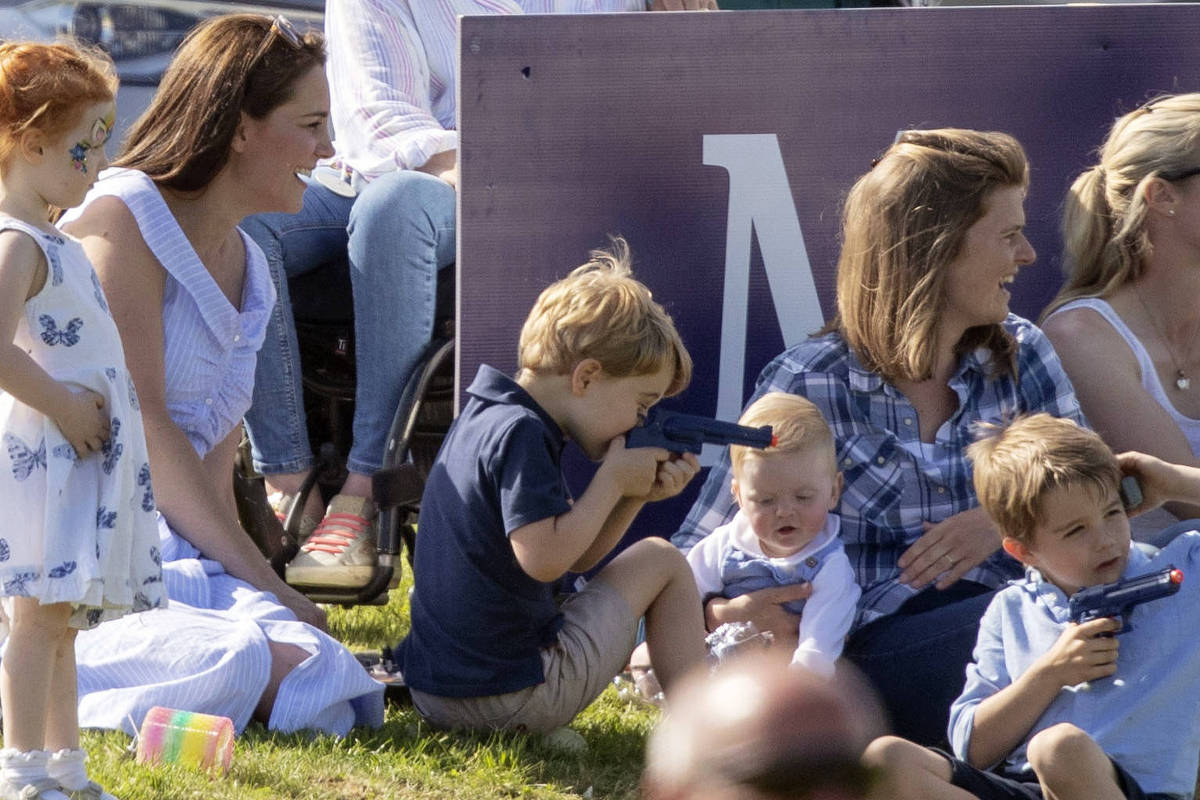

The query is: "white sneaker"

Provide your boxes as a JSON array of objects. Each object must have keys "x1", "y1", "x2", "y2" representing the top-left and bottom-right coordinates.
[
  {"x1": 285, "y1": 495, "x2": 378, "y2": 588},
  {"x1": 266, "y1": 491, "x2": 320, "y2": 543}
]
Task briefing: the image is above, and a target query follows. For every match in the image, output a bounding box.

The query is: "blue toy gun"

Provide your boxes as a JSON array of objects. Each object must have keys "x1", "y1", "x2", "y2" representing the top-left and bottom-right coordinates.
[
  {"x1": 1068, "y1": 565, "x2": 1183, "y2": 633},
  {"x1": 625, "y1": 409, "x2": 776, "y2": 455}
]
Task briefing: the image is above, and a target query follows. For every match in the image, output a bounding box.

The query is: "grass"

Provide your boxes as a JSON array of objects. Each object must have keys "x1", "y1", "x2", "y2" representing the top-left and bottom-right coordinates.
[{"x1": 81, "y1": 573, "x2": 659, "y2": 800}]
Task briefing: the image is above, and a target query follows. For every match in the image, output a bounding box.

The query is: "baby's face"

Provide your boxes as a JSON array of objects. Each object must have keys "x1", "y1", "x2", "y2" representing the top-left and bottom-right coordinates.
[{"x1": 732, "y1": 447, "x2": 841, "y2": 558}]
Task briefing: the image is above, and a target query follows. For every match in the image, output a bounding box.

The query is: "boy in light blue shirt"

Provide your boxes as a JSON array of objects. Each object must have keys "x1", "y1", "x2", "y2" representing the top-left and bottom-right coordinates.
[{"x1": 863, "y1": 413, "x2": 1200, "y2": 800}]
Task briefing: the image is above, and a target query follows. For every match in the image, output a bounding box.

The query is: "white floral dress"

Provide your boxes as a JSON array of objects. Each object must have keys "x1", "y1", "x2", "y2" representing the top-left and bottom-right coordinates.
[{"x1": 0, "y1": 216, "x2": 164, "y2": 628}]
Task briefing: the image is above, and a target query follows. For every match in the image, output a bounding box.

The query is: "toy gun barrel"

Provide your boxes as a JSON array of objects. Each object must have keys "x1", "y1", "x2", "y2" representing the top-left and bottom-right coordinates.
[
  {"x1": 625, "y1": 409, "x2": 776, "y2": 455},
  {"x1": 1068, "y1": 565, "x2": 1183, "y2": 633}
]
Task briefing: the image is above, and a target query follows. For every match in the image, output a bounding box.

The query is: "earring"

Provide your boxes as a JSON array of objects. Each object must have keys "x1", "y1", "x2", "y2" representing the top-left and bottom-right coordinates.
[{"x1": 1169, "y1": 209, "x2": 1177, "y2": 216}]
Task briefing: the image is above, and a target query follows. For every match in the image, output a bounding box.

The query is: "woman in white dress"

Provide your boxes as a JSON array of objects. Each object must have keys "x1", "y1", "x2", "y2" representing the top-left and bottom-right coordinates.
[
  {"x1": 58, "y1": 14, "x2": 383, "y2": 736},
  {"x1": 1042, "y1": 94, "x2": 1200, "y2": 543}
]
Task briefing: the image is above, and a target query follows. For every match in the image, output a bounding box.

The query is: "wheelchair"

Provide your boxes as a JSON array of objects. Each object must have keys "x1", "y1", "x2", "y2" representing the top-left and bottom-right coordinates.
[{"x1": 234, "y1": 259, "x2": 456, "y2": 607}]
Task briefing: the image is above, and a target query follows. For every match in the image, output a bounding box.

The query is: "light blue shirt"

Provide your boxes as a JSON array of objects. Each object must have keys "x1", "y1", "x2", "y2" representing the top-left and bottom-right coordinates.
[{"x1": 949, "y1": 531, "x2": 1200, "y2": 798}]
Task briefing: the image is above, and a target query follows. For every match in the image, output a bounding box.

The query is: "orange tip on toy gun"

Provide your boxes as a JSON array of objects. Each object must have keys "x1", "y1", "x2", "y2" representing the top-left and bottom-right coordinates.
[
  {"x1": 625, "y1": 409, "x2": 775, "y2": 455},
  {"x1": 1068, "y1": 565, "x2": 1183, "y2": 634}
]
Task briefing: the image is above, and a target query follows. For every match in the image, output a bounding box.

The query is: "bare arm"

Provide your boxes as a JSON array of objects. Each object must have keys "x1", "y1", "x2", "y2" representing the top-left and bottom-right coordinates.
[
  {"x1": 570, "y1": 452, "x2": 699, "y2": 573},
  {"x1": 1044, "y1": 307, "x2": 1200, "y2": 520},
  {"x1": 966, "y1": 617, "x2": 1119, "y2": 767},
  {"x1": 0, "y1": 231, "x2": 109, "y2": 455},
  {"x1": 1117, "y1": 451, "x2": 1200, "y2": 513},
  {"x1": 510, "y1": 437, "x2": 671, "y2": 582},
  {"x1": 65, "y1": 200, "x2": 326, "y2": 629}
]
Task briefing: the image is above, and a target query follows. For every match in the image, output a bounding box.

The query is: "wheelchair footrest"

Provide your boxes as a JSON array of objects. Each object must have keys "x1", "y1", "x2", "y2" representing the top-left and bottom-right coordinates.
[
  {"x1": 373, "y1": 462, "x2": 424, "y2": 510},
  {"x1": 287, "y1": 564, "x2": 395, "y2": 606}
]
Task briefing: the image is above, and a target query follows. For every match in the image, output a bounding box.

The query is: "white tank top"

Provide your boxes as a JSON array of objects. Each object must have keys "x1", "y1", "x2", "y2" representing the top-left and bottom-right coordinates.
[{"x1": 1045, "y1": 297, "x2": 1200, "y2": 540}]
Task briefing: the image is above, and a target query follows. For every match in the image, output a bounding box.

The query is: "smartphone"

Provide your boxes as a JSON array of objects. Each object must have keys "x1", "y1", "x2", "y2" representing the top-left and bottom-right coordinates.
[{"x1": 1119, "y1": 475, "x2": 1143, "y2": 511}]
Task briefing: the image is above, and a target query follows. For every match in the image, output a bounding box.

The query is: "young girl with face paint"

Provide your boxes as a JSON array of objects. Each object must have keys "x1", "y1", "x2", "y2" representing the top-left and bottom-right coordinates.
[{"x1": 0, "y1": 42, "x2": 164, "y2": 800}]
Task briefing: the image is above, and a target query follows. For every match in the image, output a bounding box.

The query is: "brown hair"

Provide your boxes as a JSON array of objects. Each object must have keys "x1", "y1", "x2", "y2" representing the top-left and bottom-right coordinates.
[
  {"x1": 968, "y1": 413, "x2": 1120, "y2": 544},
  {"x1": 830, "y1": 128, "x2": 1029, "y2": 384},
  {"x1": 116, "y1": 14, "x2": 324, "y2": 192},
  {"x1": 0, "y1": 41, "x2": 116, "y2": 167},
  {"x1": 518, "y1": 236, "x2": 693, "y2": 397},
  {"x1": 1045, "y1": 93, "x2": 1200, "y2": 317},
  {"x1": 730, "y1": 392, "x2": 836, "y2": 477}
]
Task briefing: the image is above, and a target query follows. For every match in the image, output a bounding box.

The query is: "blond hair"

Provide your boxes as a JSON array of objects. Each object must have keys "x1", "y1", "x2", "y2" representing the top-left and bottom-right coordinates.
[
  {"x1": 968, "y1": 413, "x2": 1120, "y2": 544},
  {"x1": 517, "y1": 237, "x2": 692, "y2": 396},
  {"x1": 730, "y1": 392, "x2": 836, "y2": 476},
  {"x1": 1045, "y1": 93, "x2": 1200, "y2": 317},
  {"x1": 830, "y1": 128, "x2": 1028, "y2": 384}
]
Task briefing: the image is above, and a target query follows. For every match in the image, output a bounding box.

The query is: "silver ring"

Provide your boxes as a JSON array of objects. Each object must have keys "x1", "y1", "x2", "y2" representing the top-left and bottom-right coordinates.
[{"x1": 943, "y1": 554, "x2": 955, "y2": 569}]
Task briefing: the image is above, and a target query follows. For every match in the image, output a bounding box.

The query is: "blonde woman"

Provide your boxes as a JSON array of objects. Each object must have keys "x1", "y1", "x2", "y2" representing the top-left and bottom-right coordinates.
[
  {"x1": 677, "y1": 129, "x2": 1084, "y2": 746},
  {"x1": 1042, "y1": 94, "x2": 1200, "y2": 542}
]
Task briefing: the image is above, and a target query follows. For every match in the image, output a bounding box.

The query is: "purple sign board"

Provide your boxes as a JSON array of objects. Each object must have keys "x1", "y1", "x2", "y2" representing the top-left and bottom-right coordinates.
[{"x1": 457, "y1": 5, "x2": 1200, "y2": 543}]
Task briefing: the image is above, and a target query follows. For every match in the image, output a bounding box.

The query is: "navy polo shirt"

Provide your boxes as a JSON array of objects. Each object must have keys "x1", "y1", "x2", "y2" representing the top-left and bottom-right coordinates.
[{"x1": 398, "y1": 365, "x2": 573, "y2": 697}]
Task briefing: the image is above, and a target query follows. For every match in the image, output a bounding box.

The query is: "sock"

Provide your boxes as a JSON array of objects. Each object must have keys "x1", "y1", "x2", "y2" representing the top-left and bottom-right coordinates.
[
  {"x1": 1, "y1": 747, "x2": 51, "y2": 786},
  {"x1": 47, "y1": 749, "x2": 89, "y2": 792}
]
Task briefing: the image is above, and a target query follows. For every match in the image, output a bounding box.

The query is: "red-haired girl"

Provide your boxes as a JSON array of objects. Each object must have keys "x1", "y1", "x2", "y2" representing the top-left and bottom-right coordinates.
[{"x1": 0, "y1": 41, "x2": 164, "y2": 800}]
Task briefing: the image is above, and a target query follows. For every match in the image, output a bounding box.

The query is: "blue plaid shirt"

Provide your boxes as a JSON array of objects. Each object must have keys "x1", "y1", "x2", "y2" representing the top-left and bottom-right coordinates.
[{"x1": 674, "y1": 315, "x2": 1085, "y2": 629}]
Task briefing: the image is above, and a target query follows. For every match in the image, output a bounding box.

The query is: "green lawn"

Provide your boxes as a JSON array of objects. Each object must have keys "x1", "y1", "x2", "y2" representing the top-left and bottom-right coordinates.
[{"x1": 83, "y1": 579, "x2": 658, "y2": 799}]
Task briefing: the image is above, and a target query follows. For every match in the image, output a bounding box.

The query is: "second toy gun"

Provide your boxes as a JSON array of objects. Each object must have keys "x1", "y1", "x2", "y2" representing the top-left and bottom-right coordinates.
[
  {"x1": 625, "y1": 409, "x2": 776, "y2": 455},
  {"x1": 1068, "y1": 565, "x2": 1183, "y2": 633}
]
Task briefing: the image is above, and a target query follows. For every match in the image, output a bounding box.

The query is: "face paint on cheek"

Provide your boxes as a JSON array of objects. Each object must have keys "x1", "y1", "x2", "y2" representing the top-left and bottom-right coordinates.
[{"x1": 69, "y1": 143, "x2": 88, "y2": 173}]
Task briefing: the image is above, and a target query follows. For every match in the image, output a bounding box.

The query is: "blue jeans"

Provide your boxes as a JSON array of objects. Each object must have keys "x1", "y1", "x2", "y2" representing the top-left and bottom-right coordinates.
[
  {"x1": 842, "y1": 582, "x2": 995, "y2": 748},
  {"x1": 241, "y1": 170, "x2": 456, "y2": 476}
]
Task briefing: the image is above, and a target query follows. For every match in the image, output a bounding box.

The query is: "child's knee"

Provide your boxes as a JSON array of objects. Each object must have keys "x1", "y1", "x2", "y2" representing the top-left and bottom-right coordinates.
[
  {"x1": 1027, "y1": 723, "x2": 1096, "y2": 770},
  {"x1": 627, "y1": 536, "x2": 689, "y2": 572},
  {"x1": 862, "y1": 735, "x2": 926, "y2": 774},
  {"x1": 7, "y1": 599, "x2": 71, "y2": 637}
]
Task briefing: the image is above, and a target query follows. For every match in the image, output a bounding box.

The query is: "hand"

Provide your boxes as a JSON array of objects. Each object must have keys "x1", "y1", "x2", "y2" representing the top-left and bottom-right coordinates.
[
  {"x1": 1033, "y1": 617, "x2": 1121, "y2": 687},
  {"x1": 599, "y1": 435, "x2": 670, "y2": 498},
  {"x1": 641, "y1": 452, "x2": 700, "y2": 502},
  {"x1": 898, "y1": 506, "x2": 1002, "y2": 590},
  {"x1": 274, "y1": 581, "x2": 328, "y2": 632},
  {"x1": 705, "y1": 583, "x2": 811, "y2": 640},
  {"x1": 1116, "y1": 451, "x2": 1200, "y2": 516},
  {"x1": 54, "y1": 389, "x2": 108, "y2": 456},
  {"x1": 650, "y1": 0, "x2": 719, "y2": 9}
]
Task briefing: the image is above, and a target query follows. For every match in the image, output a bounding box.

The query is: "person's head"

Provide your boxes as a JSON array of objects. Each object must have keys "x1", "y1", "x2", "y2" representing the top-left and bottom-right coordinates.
[
  {"x1": 833, "y1": 128, "x2": 1033, "y2": 384},
  {"x1": 116, "y1": 14, "x2": 330, "y2": 209},
  {"x1": 517, "y1": 236, "x2": 693, "y2": 460},
  {"x1": 642, "y1": 651, "x2": 886, "y2": 800},
  {"x1": 968, "y1": 413, "x2": 1130, "y2": 595},
  {"x1": 0, "y1": 41, "x2": 117, "y2": 209},
  {"x1": 1048, "y1": 93, "x2": 1200, "y2": 314},
  {"x1": 729, "y1": 392, "x2": 842, "y2": 558}
]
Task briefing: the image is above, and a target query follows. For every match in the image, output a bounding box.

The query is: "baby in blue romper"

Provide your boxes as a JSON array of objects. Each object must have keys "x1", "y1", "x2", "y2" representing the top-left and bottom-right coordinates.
[{"x1": 687, "y1": 392, "x2": 860, "y2": 677}]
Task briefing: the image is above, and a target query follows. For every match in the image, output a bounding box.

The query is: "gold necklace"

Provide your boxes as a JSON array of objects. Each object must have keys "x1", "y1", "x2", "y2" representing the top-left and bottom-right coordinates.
[{"x1": 1134, "y1": 286, "x2": 1191, "y2": 391}]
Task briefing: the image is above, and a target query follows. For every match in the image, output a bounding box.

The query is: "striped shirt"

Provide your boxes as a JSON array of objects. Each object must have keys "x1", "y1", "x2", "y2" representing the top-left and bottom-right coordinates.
[
  {"x1": 326, "y1": 0, "x2": 644, "y2": 180},
  {"x1": 673, "y1": 315, "x2": 1086, "y2": 629},
  {"x1": 59, "y1": 169, "x2": 384, "y2": 736}
]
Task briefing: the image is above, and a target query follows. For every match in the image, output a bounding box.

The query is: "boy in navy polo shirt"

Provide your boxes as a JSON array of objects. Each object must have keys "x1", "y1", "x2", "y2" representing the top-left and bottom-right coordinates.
[
  {"x1": 863, "y1": 414, "x2": 1200, "y2": 800},
  {"x1": 398, "y1": 238, "x2": 708, "y2": 734}
]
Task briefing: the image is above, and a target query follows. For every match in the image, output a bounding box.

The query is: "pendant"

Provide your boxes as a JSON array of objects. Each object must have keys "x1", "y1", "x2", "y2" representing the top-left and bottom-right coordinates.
[{"x1": 1177, "y1": 372, "x2": 1191, "y2": 391}]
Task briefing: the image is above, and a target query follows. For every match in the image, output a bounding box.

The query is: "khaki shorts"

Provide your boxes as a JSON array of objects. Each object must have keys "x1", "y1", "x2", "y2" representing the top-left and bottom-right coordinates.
[{"x1": 410, "y1": 578, "x2": 638, "y2": 734}]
